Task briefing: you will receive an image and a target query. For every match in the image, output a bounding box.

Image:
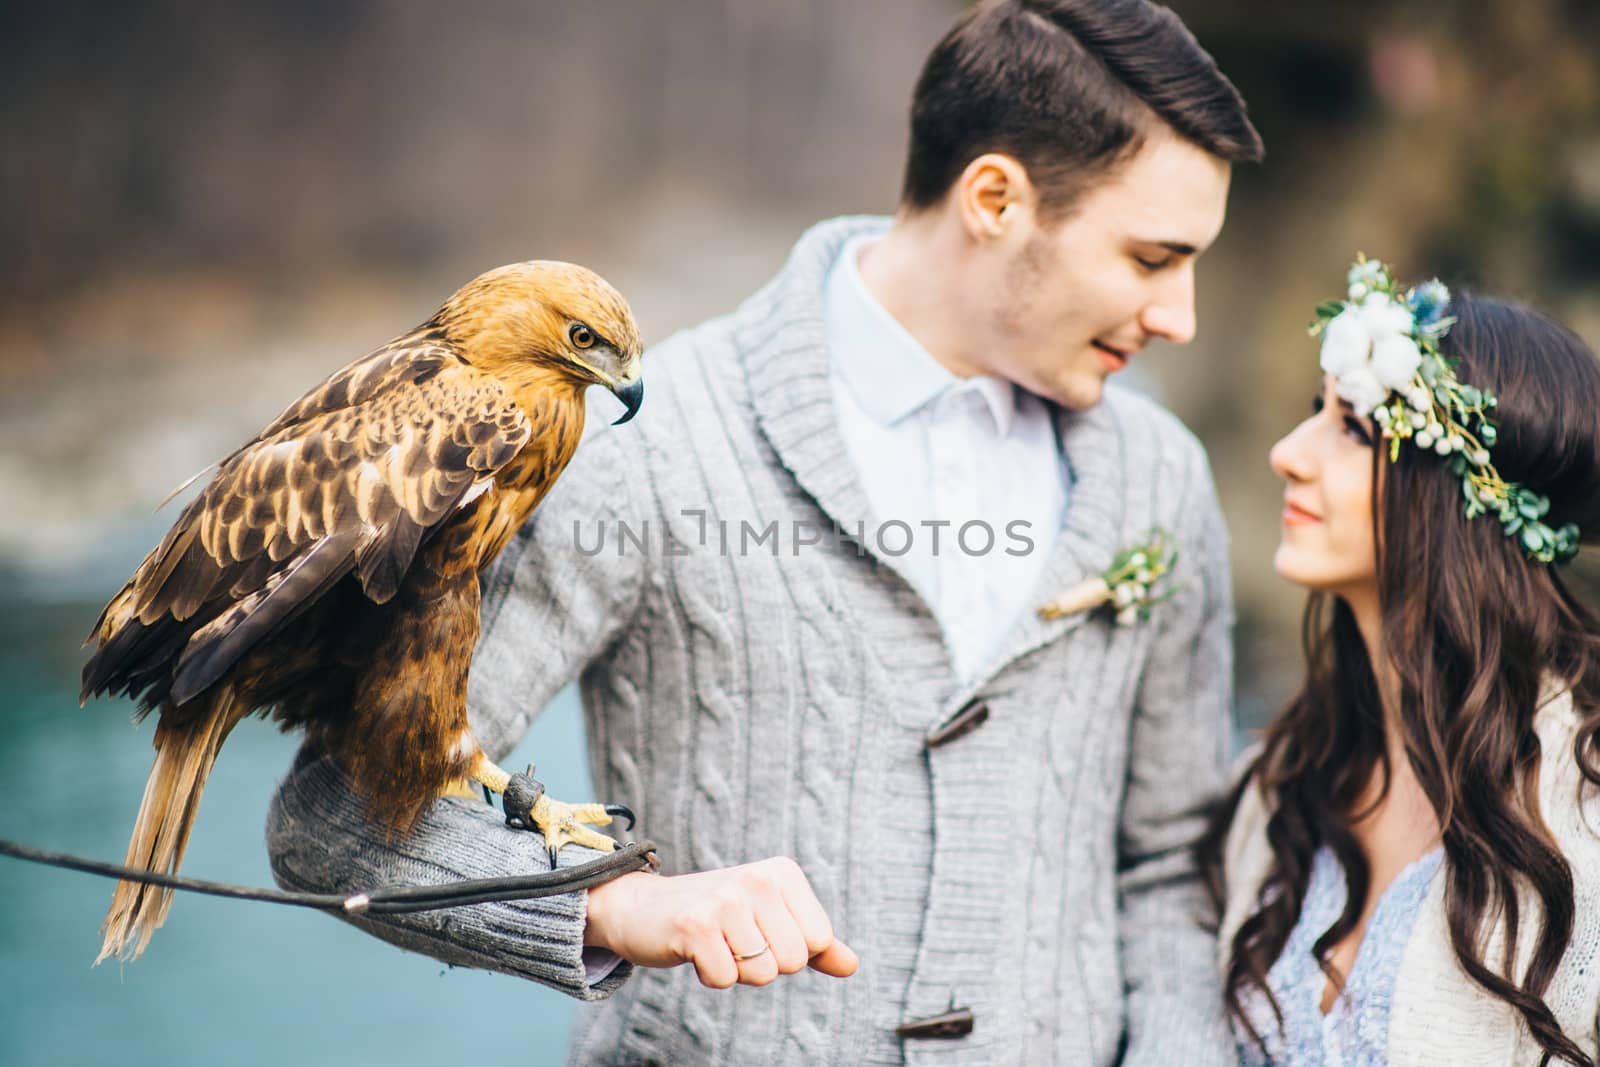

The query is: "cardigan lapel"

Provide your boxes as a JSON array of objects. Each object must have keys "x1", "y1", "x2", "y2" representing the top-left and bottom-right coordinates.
[
  {"x1": 737, "y1": 215, "x2": 935, "y2": 601},
  {"x1": 982, "y1": 395, "x2": 1136, "y2": 676}
]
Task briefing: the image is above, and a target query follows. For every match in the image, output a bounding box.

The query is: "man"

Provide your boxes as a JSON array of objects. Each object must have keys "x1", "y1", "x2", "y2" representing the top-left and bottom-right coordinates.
[{"x1": 267, "y1": 1, "x2": 1263, "y2": 1062}]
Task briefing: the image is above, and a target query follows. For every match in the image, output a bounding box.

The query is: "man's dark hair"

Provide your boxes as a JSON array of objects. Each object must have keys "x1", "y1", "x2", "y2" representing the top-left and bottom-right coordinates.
[{"x1": 902, "y1": 0, "x2": 1264, "y2": 219}]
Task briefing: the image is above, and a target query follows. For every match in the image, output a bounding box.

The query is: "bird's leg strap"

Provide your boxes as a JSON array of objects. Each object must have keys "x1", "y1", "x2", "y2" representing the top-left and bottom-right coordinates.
[
  {"x1": 467, "y1": 755, "x2": 534, "y2": 823},
  {"x1": 502, "y1": 771, "x2": 545, "y2": 831}
]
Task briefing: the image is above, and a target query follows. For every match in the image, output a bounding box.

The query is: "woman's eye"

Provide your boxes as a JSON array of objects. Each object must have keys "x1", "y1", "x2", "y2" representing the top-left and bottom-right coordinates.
[
  {"x1": 1135, "y1": 255, "x2": 1172, "y2": 272},
  {"x1": 1342, "y1": 415, "x2": 1373, "y2": 445},
  {"x1": 1312, "y1": 394, "x2": 1325, "y2": 415}
]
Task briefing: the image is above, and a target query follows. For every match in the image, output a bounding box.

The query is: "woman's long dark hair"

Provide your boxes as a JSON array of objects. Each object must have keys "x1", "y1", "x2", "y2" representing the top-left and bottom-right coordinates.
[{"x1": 1198, "y1": 294, "x2": 1600, "y2": 1065}]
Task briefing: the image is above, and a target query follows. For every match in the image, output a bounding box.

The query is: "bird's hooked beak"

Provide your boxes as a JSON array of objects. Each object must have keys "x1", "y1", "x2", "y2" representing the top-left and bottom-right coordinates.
[{"x1": 609, "y1": 378, "x2": 644, "y2": 425}]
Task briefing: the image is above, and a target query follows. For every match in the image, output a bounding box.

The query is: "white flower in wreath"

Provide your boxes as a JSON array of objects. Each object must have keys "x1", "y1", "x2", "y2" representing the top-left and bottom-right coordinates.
[
  {"x1": 1318, "y1": 310, "x2": 1366, "y2": 379},
  {"x1": 1370, "y1": 336, "x2": 1422, "y2": 388},
  {"x1": 1347, "y1": 258, "x2": 1387, "y2": 301},
  {"x1": 1330, "y1": 364, "x2": 1390, "y2": 415},
  {"x1": 1319, "y1": 294, "x2": 1423, "y2": 415}
]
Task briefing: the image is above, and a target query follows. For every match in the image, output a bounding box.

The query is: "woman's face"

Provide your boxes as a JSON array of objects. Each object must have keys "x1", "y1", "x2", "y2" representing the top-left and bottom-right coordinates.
[{"x1": 1269, "y1": 376, "x2": 1380, "y2": 597}]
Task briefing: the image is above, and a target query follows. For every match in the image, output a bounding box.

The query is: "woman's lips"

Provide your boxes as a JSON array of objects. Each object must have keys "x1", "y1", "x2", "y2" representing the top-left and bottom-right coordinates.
[{"x1": 1281, "y1": 500, "x2": 1321, "y2": 526}]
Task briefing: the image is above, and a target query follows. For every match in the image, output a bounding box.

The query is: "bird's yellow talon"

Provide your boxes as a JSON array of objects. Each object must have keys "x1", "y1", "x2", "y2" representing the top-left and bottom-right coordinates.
[
  {"x1": 531, "y1": 795, "x2": 621, "y2": 860},
  {"x1": 471, "y1": 761, "x2": 629, "y2": 863}
]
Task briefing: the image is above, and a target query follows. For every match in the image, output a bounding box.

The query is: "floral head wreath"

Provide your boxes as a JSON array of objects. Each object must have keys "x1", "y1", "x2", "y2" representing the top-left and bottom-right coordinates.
[{"x1": 1311, "y1": 255, "x2": 1579, "y2": 565}]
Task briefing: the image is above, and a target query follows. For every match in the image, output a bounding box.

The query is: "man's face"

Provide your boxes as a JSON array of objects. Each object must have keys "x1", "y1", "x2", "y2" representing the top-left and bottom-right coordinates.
[{"x1": 979, "y1": 130, "x2": 1232, "y2": 410}]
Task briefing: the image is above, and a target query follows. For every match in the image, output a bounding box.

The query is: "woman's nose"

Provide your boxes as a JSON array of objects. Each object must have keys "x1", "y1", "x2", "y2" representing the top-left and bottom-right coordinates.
[{"x1": 1269, "y1": 420, "x2": 1315, "y2": 483}]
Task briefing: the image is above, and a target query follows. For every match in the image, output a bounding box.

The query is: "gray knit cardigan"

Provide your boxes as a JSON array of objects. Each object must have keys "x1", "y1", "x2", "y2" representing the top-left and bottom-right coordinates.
[{"x1": 267, "y1": 215, "x2": 1237, "y2": 1066}]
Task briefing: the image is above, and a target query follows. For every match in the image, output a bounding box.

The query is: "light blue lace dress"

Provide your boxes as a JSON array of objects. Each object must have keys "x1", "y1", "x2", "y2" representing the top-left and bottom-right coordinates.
[{"x1": 1235, "y1": 845, "x2": 1445, "y2": 1067}]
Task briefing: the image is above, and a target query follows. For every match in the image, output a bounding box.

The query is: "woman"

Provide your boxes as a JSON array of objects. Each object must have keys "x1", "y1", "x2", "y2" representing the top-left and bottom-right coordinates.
[{"x1": 1199, "y1": 257, "x2": 1600, "y2": 1066}]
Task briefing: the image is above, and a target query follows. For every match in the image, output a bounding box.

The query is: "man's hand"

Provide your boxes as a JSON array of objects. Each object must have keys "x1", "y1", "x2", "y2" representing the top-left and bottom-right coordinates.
[{"x1": 583, "y1": 856, "x2": 858, "y2": 989}]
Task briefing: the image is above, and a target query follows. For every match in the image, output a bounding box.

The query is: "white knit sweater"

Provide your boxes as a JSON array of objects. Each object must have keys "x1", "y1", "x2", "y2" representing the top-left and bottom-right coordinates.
[{"x1": 1219, "y1": 686, "x2": 1600, "y2": 1066}]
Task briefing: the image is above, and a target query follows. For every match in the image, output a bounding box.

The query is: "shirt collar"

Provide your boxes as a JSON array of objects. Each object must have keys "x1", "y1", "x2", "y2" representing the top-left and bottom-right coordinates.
[{"x1": 824, "y1": 234, "x2": 1018, "y2": 435}]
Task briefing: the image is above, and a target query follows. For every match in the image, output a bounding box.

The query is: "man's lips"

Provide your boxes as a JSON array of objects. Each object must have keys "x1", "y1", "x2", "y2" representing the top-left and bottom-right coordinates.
[
  {"x1": 1282, "y1": 500, "x2": 1321, "y2": 525},
  {"x1": 1092, "y1": 340, "x2": 1134, "y2": 367}
]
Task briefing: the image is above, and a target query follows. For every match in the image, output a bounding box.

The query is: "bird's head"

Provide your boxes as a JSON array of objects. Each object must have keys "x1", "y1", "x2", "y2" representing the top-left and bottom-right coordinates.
[{"x1": 435, "y1": 261, "x2": 645, "y2": 424}]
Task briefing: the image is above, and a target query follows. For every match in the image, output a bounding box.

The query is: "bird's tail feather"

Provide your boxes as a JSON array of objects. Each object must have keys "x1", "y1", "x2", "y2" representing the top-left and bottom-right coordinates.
[{"x1": 96, "y1": 688, "x2": 245, "y2": 963}]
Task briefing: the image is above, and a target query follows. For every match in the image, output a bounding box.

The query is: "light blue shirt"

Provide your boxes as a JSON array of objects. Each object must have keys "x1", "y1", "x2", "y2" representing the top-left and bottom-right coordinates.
[
  {"x1": 1238, "y1": 845, "x2": 1446, "y2": 1067},
  {"x1": 822, "y1": 234, "x2": 1067, "y2": 680}
]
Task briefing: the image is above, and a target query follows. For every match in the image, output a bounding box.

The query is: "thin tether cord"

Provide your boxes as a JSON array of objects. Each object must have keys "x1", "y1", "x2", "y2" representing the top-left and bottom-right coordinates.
[{"x1": 0, "y1": 836, "x2": 657, "y2": 915}]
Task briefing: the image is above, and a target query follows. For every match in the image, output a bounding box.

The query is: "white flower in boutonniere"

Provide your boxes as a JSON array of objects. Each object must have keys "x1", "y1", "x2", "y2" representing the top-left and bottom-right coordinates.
[{"x1": 1037, "y1": 529, "x2": 1179, "y2": 625}]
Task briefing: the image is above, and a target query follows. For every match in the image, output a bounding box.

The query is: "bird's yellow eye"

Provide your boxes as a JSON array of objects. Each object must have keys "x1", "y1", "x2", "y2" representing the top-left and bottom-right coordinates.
[{"x1": 568, "y1": 323, "x2": 596, "y2": 350}]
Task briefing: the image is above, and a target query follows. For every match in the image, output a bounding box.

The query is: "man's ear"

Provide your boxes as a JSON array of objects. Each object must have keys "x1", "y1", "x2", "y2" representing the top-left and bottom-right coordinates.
[{"x1": 954, "y1": 153, "x2": 1035, "y2": 240}]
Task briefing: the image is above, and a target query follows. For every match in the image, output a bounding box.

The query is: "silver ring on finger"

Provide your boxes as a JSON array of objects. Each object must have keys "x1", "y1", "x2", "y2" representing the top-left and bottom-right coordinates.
[{"x1": 732, "y1": 942, "x2": 770, "y2": 962}]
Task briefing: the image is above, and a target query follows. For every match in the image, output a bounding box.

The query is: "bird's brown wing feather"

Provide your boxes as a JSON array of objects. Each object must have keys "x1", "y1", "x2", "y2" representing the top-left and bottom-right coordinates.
[
  {"x1": 249, "y1": 329, "x2": 451, "y2": 442},
  {"x1": 83, "y1": 342, "x2": 530, "y2": 708},
  {"x1": 89, "y1": 340, "x2": 451, "y2": 634}
]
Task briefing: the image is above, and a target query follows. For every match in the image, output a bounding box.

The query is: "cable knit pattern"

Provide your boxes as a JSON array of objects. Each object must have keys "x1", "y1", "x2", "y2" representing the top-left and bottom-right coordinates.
[
  {"x1": 1221, "y1": 685, "x2": 1600, "y2": 1066},
  {"x1": 266, "y1": 216, "x2": 1236, "y2": 1066}
]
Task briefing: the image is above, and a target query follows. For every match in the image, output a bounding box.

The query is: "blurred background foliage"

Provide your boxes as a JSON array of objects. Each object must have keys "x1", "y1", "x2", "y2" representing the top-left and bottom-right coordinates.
[{"x1": 1, "y1": 2, "x2": 1596, "y2": 1063}]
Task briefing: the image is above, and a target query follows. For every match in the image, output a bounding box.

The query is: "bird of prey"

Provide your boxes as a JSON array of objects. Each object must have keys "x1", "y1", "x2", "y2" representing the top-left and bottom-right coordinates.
[{"x1": 80, "y1": 261, "x2": 644, "y2": 962}]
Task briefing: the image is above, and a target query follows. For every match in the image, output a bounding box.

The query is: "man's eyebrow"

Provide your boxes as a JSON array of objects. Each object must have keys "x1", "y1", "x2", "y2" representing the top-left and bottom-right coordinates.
[{"x1": 1130, "y1": 237, "x2": 1203, "y2": 256}]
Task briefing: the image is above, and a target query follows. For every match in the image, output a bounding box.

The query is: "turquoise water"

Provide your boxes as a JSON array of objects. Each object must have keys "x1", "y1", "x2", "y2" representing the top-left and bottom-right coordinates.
[{"x1": 0, "y1": 590, "x2": 591, "y2": 1067}]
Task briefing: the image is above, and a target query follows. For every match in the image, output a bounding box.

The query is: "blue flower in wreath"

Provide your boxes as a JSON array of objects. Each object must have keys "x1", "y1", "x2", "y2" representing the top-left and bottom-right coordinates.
[{"x1": 1406, "y1": 279, "x2": 1451, "y2": 330}]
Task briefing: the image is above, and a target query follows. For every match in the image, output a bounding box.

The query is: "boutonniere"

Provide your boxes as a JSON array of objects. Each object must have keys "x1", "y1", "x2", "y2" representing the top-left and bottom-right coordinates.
[{"x1": 1037, "y1": 529, "x2": 1178, "y2": 626}]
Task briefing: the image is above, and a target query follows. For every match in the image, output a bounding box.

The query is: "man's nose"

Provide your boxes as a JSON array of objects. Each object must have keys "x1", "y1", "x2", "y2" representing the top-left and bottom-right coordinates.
[{"x1": 1140, "y1": 268, "x2": 1197, "y2": 345}]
